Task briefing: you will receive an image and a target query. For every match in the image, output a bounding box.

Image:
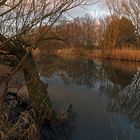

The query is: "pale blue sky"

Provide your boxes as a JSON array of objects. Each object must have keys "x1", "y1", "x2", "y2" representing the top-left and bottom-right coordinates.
[{"x1": 68, "y1": 0, "x2": 108, "y2": 18}]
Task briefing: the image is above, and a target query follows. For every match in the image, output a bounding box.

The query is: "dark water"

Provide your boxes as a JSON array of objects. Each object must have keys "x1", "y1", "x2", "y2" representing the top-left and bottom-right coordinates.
[{"x1": 37, "y1": 55, "x2": 140, "y2": 140}]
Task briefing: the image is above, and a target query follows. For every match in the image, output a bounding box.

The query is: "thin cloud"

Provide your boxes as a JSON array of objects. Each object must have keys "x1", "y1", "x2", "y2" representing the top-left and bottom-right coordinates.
[{"x1": 67, "y1": 0, "x2": 108, "y2": 17}]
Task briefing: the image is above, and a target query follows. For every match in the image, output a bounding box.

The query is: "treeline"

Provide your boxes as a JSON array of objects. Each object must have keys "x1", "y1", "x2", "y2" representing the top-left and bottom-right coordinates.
[{"x1": 33, "y1": 0, "x2": 140, "y2": 54}]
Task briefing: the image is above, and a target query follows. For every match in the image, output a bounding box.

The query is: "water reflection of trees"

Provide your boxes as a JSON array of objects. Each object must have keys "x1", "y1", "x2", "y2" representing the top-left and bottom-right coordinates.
[
  {"x1": 103, "y1": 60, "x2": 137, "y2": 88},
  {"x1": 37, "y1": 55, "x2": 97, "y2": 88},
  {"x1": 98, "y1": 60, "x2": 140, "y2": 128},
  {"x1": 101, "y1": 71, "x2": 140, "y2": 128},
  {"x1": 37, "y1": 55, "x2": 140, "y2": 128}
]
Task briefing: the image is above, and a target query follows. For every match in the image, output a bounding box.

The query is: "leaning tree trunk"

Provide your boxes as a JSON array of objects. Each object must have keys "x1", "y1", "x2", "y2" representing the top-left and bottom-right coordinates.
[
  {"x1": 22, "y1": 52, "x2": 54, "y2": 123},
  {"x1": 0, "y1": 34, "x2": 54, "y2": 123}
]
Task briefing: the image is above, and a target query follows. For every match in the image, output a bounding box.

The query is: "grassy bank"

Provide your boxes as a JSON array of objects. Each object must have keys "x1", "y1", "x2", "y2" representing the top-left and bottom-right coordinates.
[
  {"x1": 54, "y1": 47, "x2": 90, "y2": 59},
  {"x1": 56, "y1": 47, "x2": 140, "y2": 62},
  {"x1": 91, "y1": 48, "x2": 140, "y2": 62},
  {"x1": 34, "y1": 47, "x2": 140, "y2": 62}
]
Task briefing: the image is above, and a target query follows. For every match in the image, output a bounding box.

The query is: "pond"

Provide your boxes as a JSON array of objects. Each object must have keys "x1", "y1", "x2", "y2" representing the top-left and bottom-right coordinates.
[{"x1": 36, "y1": 55, "x2": 140, "y2": 140}]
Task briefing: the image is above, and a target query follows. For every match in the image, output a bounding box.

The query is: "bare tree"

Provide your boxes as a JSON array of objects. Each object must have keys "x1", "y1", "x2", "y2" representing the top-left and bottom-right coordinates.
[
  {"x1": 0, "y1": 0, "x2": 98, "y2": 122},
  {"x1": 121, "y1": 0, "x2": 140, "y2": 42}
]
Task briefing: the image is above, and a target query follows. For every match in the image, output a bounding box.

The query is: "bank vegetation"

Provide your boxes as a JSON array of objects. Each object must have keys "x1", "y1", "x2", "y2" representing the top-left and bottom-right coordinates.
[{"x1": 35, "y1": 0, "x2": 140, "y2": 61}]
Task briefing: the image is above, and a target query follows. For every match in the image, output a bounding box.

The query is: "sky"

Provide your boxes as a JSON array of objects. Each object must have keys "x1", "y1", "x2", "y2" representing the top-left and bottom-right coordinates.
[{"x1": 68, "y1": 0, "x2": 108, "y2": 18}]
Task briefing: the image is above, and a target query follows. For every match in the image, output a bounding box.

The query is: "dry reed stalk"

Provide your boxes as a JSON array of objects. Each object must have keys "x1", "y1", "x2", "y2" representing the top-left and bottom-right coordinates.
[{"x1": 92, "y1": 48, "x2": 140, "y2": 61}]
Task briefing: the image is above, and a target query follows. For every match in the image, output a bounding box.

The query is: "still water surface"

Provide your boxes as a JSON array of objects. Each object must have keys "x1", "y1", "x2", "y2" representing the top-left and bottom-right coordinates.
[{"x1": 37, "y1": 55, "x2": 140, "y2": 140}]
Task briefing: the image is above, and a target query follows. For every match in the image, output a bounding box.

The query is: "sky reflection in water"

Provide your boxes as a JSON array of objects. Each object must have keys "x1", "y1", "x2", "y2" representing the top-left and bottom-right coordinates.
[{"x1": 38, "y1": 55, "x2": 140, "y2": 140}]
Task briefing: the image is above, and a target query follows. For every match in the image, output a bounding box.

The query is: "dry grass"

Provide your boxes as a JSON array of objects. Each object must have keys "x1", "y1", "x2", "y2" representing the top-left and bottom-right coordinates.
[
  {"x1": 0, "y1": 109, "x2": 38, "y2": 140},
  {"x1": 0, "y1": 90, "x2": 38, "y2": 140},
  {"x1": 92, "y1": 48, "x2": 140, "y2": 61},
  {"x1": 35, "y1": 47, "x2": 140, "y2": 62},
  {"x1": 0, "y1": 91, "x2": 73, "y2": 140},
  {"x1": 55, "y1": 47, "x2": 90, "y2": 59},
  {"x1": 57, "y1": 112, "x2": 70, "y2": 124}
]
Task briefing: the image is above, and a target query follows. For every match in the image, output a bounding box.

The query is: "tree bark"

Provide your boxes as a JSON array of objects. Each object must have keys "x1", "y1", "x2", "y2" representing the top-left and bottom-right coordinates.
[
  {"x1": 0, "y1": 34, "x2": 53, "y2": 123},
  {"x1": 22, "y1": 52, "x2": 54, "y2": 123}
]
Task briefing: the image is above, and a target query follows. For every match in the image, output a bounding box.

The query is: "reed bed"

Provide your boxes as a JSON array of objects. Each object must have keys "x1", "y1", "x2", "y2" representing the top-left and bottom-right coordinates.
[
  {"x1": 35, "y1": 47, "x2": 140, "y2": 62},
  {"x1": 55, "y1": 47, "x2": 90, "y2": 58},
  {"x1": 92, "y1": 48, "x2": 140, "y2": 62}
]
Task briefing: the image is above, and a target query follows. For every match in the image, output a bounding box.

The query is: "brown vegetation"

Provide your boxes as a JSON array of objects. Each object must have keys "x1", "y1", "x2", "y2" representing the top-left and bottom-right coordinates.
[
  {"x1": 92, "y1": 48, "x2": 140, "y2": 61},
  {"x1": 35, "y1": 0, "x2": 140, "y2": 62},
  {"x1": 0, "y1": 0, "x2": 140, "y2": 139},
  {"x1": 0, "y1": 0, "x2": 94, "y2": 139}
]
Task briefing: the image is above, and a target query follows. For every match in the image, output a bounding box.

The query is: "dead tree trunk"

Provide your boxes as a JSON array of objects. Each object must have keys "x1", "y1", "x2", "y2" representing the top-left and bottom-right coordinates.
[
  {"x1": 22, "y1": 52, "x2": 54, "y2": 123},
  {"x1": 0, "y1": 34, "x2": 54, "y2": 123}
]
